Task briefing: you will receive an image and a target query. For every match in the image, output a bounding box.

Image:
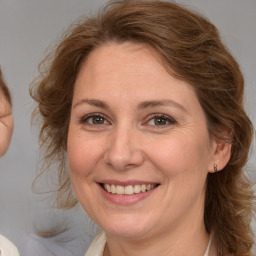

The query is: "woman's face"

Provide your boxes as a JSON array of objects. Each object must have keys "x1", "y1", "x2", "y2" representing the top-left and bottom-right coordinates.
[{"x1": 68, "y1": 42, "x2": 217, "y2": 239}]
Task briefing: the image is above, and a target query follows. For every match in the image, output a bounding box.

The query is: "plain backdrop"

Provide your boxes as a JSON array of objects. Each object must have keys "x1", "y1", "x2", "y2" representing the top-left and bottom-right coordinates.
[{"x1": 0, "y1": 1, "x2": 256, "y2": 255}]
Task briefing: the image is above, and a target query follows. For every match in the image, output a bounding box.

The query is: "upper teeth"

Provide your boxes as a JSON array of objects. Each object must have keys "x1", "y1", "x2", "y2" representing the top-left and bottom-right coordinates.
[{"x1": 103, "y1": 184, "x2": 156, "y2": 195}]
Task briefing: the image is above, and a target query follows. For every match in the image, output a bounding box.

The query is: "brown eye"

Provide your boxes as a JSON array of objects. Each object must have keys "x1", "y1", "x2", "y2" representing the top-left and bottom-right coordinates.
[
  {"x1": 81, "y1": 113, "x2": 109, "y2": 125},
  {"x1": 92, "y1": 116, "x2": 105, "y2": 124},
  {"x1": 154, "y1": 117, "x2": 167, "y2": 126},
  {"x1": 146, "y1": 114, "x2": 176, "y2": 127}
]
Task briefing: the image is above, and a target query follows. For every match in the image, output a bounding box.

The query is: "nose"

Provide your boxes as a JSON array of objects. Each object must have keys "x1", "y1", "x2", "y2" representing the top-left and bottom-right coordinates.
[{"x1": 103, "y1": 126, "x2": 144, "y2": 171}]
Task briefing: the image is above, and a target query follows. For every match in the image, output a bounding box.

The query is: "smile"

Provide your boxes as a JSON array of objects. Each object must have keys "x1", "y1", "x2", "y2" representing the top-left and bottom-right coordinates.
[{"x1": 101, "y1": 183, "x2": 158, "y2": 195}]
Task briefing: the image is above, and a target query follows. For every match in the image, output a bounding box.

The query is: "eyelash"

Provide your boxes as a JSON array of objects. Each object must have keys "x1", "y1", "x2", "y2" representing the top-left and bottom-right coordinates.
[{"x1": 80, "y1": 113, "x2": 176, "y2": 128}]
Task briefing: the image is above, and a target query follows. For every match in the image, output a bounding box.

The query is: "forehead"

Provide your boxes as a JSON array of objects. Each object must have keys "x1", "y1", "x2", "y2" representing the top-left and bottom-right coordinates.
[
  {"x1": 79, "y1": 42, "x2": 167, "y2": 78},
  {"x1": 74, "y1": 42, "x2": 195, "y2": 96}
]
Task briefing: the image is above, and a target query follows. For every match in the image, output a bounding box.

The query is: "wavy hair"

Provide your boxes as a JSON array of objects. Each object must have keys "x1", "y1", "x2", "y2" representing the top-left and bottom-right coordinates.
[{"x1": 30, "y1": 1, "x2": 255, "y2": 255}]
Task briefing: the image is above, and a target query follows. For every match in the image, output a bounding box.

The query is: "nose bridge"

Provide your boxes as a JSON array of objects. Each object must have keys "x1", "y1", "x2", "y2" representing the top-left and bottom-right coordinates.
[
  {"x1": 104, "y1": 122, "x2": 143, "y2": 171},
  {"x1": 113, "y1": 124, "x2": 131, "y2": 149}
]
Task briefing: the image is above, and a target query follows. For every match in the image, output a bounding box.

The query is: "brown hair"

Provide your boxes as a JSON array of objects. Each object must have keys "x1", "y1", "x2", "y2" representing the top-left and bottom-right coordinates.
[
  {"x1": 0, "y1": 67, "x2": 12, "y2": 108},
  {"x1": 30, "y1": 1, "x2": 255, "y2": 255}
]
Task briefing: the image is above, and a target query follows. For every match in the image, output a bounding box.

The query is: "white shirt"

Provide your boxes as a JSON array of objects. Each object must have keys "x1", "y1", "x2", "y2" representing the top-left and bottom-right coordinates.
[
  {"x1": 85, "y1": 232, "x2": 213, "y2": 256},
  {"x1": 0, "y1": 235, "x2": 19, "y2": 256}
]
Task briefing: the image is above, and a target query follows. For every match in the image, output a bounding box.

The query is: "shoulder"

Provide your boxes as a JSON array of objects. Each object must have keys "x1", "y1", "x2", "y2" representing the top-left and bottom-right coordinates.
[
  {"x1": 0, "y1": 234, "x2": 19, "y2": 256},
  {"x1": 22, "y1": 232, "x2": 88, "y2": 256}
]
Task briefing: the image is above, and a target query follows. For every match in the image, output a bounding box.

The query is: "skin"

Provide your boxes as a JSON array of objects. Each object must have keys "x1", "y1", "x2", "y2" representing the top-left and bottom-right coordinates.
[
  {"x1": 0, "y1": 91, "x2": 13, "y2": 156},
  {"x1": 67, "y1": 42, "x2": 231, "y2": 256}
]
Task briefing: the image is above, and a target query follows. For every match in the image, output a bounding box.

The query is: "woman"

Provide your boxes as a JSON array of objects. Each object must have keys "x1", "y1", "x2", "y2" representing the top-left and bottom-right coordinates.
[
  {"x1": 31, "y1": 1, "x2": 255, "y2": 255},
  {"x1": 0, "y1": 68, "x2": 19, "y2": 256}
]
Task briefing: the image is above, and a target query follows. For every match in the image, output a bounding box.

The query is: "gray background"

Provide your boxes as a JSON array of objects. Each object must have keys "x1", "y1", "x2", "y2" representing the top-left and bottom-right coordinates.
[{"x1": 0, "y1": 0, "x2": 255, "y2": 255}]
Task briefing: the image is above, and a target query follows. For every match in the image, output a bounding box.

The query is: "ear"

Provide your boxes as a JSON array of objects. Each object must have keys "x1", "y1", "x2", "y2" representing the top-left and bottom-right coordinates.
[{"x1": 208, "y1": 137, "x2": 231, "y2": 173}]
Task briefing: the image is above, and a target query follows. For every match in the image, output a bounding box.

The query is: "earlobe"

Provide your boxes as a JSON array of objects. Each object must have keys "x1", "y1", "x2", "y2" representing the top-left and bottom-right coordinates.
[{"x1": 208, "y1": 138, "x2": 231, "y2": 173}]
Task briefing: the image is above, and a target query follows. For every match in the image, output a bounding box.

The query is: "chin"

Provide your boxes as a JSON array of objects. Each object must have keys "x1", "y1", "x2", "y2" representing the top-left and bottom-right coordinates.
[
  {"x1": 105, "y1": 226, "x2": 151, "y2": 239},
  {"x1": 97, "y1": 214, "x2": 156, "y2": 239}
]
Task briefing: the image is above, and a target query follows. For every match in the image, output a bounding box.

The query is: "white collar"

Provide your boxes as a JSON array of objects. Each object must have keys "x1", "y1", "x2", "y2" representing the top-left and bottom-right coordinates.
[
  {"x1": 204, "y1": 233, "x2": 213, "y2": 256},
  {"x1": 86, "y1": 231, "x2": 214, "y2": 256}
]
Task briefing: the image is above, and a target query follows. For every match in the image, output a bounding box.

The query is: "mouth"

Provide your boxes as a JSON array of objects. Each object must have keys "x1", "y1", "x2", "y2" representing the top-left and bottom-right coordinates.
[{"x1": 100, "y1": 183, "x2": 159, "y2": 195}]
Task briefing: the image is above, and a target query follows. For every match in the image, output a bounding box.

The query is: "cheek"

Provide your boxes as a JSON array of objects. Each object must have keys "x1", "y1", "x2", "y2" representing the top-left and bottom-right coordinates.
[
  {"x1": 67, "y1": 131, "x2": 101, "y2": 179},
  {"x1": 67, "y1": 132, "x2": 102, "y2": 210},
  {"x1": 147, "y1": 134, "x2": 210, "y2": 215},
  {"x1": 147, "y1": 132, "x2": 211, "y2": 179}
]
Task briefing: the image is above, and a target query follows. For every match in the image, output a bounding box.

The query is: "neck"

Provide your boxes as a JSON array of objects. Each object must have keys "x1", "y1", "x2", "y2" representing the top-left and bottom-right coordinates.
[{"x1": 104, "y1": 219, "x2": 210, "y2": 256}]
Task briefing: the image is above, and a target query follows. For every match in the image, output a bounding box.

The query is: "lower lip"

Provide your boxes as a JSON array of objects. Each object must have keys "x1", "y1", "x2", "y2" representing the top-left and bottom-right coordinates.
[{"x1": 98, "y1": 184, "x2": 158, "y2": 205}]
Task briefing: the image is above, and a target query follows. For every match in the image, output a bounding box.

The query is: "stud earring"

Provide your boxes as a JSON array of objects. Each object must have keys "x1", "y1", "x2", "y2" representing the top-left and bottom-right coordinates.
[{"x1": 214, "y1": 164, "x2": 218, "y2": 172}]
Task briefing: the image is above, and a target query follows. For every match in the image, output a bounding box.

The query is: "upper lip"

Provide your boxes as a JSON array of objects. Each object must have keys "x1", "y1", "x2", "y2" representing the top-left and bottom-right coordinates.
[{"x1": 98, "y1": 179, "x2": 160, "y2": 186}]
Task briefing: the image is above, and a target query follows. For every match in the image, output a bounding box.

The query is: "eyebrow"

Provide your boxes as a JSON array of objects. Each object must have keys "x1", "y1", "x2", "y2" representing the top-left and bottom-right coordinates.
[
  {"x1": 73, "y1": 99, "x2": 110, "y2": 110},
  {"x1": 138, "y1": 99, "x2": 187, "y2": 112},
  {"x1": 73, "y1": 98, "x2": 187, "y2": 112}
]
